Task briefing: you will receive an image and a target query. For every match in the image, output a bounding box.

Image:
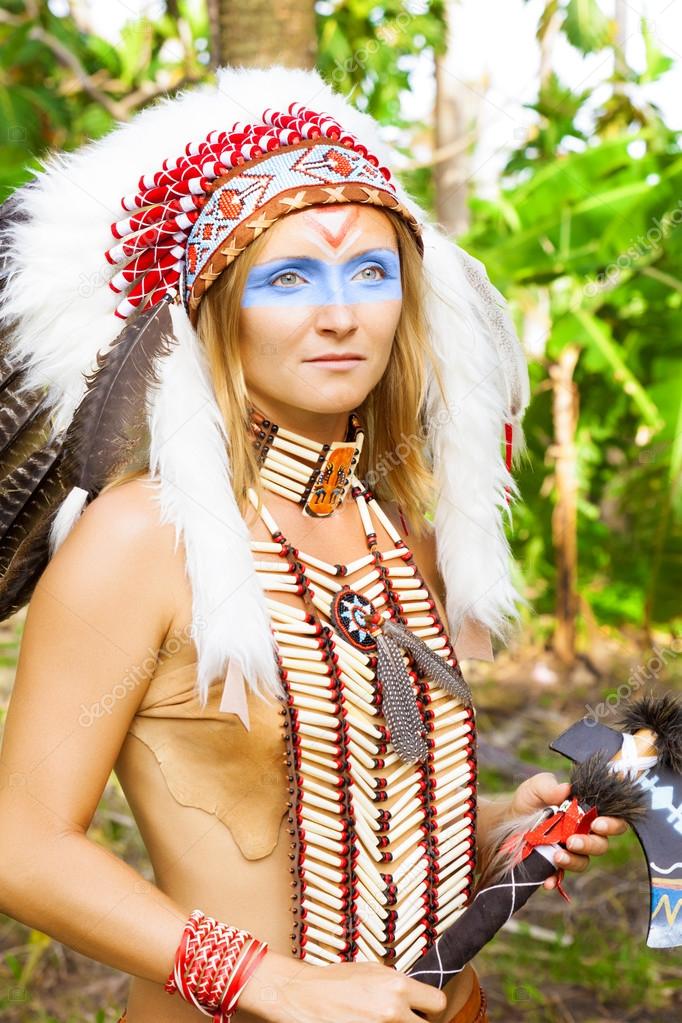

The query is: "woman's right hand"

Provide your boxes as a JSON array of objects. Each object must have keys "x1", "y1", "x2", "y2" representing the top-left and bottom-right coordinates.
[{"x1": 239, "y1": 952, "x2": 448, "y2": 1023}]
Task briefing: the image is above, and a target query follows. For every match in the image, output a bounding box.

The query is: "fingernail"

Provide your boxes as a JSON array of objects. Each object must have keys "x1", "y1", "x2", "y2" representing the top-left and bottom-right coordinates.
[
  {"x1": 555, "y1": 852, "x2": 569, "y2": 865},
  {"x1": 568, "y1": 837, "x2": 583, "y2": 851}
]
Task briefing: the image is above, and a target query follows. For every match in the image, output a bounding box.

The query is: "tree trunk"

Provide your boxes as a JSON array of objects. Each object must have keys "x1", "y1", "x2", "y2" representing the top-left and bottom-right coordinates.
[
  {"x1": 208, "y1": 0, "x2": 317, "y2": 70},
  {"x1": 538, "y1": 4, "x2": 562, "y2": 88},
  {"x1": 433, "y1": 1, "x2": 478, "y2": 237},
  {"x1": 549, "y1": 345, "x2": 580, "y2": 664},
  {"x1": 614, "y1": 0, "x2": 628, "y2": 80}
]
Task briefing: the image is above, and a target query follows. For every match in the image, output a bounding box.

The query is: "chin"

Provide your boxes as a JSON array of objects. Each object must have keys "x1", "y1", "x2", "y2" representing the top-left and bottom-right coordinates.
[
  {"x1": 305, "y1": 385, "x2": 373, "y2": 413},
  {"x1": 304, "y1": 371, "x2": 380, "y2": 407}
]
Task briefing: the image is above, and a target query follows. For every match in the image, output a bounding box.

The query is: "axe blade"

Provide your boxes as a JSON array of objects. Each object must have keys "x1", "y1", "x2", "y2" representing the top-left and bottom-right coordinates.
[{"x1": 551, "y1": 717, "x2": 682, "y2": 950}]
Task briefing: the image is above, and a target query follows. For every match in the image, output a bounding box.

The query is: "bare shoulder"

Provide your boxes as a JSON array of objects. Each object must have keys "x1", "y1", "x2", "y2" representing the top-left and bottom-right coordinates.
[
  {"x1": 78, "y1": 475, "x2": 172, "y2": 540},
  {"x1": 76, "y1": 476, "x2": 182, "y2": 560},
  {"x1": 44, "y1": 475, "x2": 188, "y2": 643}
]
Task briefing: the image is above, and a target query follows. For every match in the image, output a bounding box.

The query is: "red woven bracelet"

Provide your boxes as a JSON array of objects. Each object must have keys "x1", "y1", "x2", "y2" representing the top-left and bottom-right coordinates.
[
  {"x1": 164, "y1": 908, "x2": 269, "y2": 1020},
  {"x1": 219, "y1": 936, "x2": 271, "y2": 1015}
]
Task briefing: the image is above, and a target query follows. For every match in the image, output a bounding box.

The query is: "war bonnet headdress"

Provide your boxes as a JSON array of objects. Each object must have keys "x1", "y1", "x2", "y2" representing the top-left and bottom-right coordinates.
[{"x1": 0, "y1": 64, "x2": 530, "y2": 706}]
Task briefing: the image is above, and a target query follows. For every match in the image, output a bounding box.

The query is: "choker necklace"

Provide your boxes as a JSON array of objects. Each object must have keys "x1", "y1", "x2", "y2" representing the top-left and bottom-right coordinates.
[{"x1": 249, "y1": 406, "x2": 364, "y2": 517}]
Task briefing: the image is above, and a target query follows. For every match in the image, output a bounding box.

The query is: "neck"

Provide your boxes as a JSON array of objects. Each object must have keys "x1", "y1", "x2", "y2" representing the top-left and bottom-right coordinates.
[
  {"x1": 248, "y1": 403, "x2": 365, "y2": 517},
  {"x1": 245, "y1": 394, "x2": 353, "y2": 446}
]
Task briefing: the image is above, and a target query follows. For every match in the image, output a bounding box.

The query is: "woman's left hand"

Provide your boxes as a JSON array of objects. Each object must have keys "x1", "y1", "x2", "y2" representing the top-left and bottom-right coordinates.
[{"x1": 510, "y1": 772, "x2": 629, "y2": 891}]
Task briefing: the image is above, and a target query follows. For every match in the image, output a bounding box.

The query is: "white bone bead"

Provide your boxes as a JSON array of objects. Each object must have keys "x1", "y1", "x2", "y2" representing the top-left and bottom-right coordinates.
[
  {"x1": 393, "y1": 936, "x2": 428, "y2": 973},
  {"x1": 392, "y1": 920, "x2": 427, "y2": 960},
  {"x1": 300, "y1": 808, "x2": 344, "y2": 835},
  {"x1": 386, "y1": 808, "x2": 423, "y2": 846},
  {"x1": 302, "y1": 885, "x2": 346, "y2": 912},
  {"x1": 305, "y1": 897, "x2": 345, "y2": 925},
  {"x1": 304, "y1": 909, "x2": 345, "y2": 937}
]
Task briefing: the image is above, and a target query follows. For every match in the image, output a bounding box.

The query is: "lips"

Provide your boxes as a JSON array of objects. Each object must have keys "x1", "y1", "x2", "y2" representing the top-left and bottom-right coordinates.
[{"x1": 305, "y1": 353, "x2": 365, "y2": 362}]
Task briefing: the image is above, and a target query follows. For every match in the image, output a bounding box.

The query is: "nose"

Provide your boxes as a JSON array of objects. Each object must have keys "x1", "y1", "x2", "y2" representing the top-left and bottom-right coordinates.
[{"x1": 314, "y1": 299, "x2": 359, "y2": 338}]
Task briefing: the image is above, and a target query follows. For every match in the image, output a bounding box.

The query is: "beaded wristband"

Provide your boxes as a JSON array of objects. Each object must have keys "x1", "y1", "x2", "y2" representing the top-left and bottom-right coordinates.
[{"x1": 164, "y1": 908, "x2": 269, "y2": 1021}]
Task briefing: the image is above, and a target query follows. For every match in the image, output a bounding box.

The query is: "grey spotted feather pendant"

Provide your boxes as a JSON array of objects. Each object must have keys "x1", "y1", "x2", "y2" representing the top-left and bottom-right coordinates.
[
  {"x1": 375, "y1": 630, "x2": 429, "y2": 764},
  {"x1": 330, "y1": 586, "x2": 473, "y2": 764},
  {"x1": 381, "y1": 618, "x2": 473, "y2": 707}
]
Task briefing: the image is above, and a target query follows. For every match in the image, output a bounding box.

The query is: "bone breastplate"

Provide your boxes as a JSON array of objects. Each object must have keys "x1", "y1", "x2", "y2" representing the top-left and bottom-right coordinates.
[{"x1": 248, "y1": 472, "x2": 478, "y2": 974}]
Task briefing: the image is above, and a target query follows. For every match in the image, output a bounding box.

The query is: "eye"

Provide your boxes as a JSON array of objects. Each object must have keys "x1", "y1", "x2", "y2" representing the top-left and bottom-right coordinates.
[
  {"x1": 272, "y1": 270, "x2": 306, "y2": 287},
  {"x1": 353, "y1": 264, "x2": 386, "y2": 282}
]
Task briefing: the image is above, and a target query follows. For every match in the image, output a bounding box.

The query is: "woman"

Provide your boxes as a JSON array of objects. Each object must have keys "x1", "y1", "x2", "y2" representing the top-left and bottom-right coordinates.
[{"x1": 0, "y1": 65, "x2": 626, "y2": 1022}]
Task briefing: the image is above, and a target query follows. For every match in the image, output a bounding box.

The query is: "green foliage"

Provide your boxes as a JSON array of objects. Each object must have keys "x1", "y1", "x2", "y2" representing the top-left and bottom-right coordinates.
[
  {"x1": 0, "y1": 0, "x2": 210, "y2": 199},
  {"x1": 463, "y1": 10, "x2": 681, "y2": 634},
  {"x1": 316, "y1": 0, "x2": 446, "y2": 127}
]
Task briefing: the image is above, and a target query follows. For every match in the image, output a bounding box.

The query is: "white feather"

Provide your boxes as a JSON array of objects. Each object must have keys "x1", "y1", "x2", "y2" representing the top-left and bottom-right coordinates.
[
  {"x1": 48, "y1": 485, "x2": 89, "y2": 557},
  {"x1": 422, "y1": 225, "x2": 530, "y2": 641},
  {"x1": 147, "y1": 302, "x2": 282, "y2": 706}
]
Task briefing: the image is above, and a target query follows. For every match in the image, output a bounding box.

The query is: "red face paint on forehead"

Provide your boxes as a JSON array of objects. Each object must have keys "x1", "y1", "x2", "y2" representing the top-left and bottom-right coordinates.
[
  {"x1": 299, "y1": 206, "x2": 362, "y2": 253},
  {"x1": 300, "y1": 206, "x2": 361, "y2": 247}
]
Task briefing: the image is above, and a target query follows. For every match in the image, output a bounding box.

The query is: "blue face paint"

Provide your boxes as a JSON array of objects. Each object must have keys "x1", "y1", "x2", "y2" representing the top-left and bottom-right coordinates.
[{"x1": 240, "y1": 248, "x2": 402, "y2": 308}]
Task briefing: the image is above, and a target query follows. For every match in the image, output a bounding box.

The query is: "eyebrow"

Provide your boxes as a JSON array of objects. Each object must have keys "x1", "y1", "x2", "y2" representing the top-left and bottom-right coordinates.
[{"x1": 253, "y1": 246, "x2": 399, "y2": 269}]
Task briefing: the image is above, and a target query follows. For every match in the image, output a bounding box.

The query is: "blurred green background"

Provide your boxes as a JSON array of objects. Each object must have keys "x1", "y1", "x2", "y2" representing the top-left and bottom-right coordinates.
[{"x1": 0, "y1": 0, "x2": 680, "y2": 1019}]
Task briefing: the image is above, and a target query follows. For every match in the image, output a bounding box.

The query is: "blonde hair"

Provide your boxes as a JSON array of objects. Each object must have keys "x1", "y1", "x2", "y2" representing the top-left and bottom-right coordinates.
[{"x1": 102, "y1": 206, "x2": 445, "y2": 538}]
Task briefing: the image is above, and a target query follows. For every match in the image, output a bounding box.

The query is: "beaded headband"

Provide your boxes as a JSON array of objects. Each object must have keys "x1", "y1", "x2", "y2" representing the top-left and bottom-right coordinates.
[{"x1": 105, "y1": 103, "x2": 424, "y2": 325}]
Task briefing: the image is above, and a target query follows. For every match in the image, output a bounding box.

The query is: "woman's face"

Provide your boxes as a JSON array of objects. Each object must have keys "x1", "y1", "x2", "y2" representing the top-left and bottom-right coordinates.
[{"x1": 238, "y1": 204, "x2": 402, "y2": 435}]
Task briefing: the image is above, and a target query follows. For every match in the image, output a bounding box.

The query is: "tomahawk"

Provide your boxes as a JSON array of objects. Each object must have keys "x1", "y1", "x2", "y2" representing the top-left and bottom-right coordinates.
[{"x1": 405, "y1": 692, "x2": 682, "y2": 989}]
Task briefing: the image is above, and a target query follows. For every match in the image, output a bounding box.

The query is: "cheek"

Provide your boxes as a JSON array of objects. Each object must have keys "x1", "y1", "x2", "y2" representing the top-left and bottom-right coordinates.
[
  {"x1": 361, "y1": 298, "x2": 401, "y2": 365},
  {"x1": 239, "y1": 305, "x2": 312, "y2": 367}
]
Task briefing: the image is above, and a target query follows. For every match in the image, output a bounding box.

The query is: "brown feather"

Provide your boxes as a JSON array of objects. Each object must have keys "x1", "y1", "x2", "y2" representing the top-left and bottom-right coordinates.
[
  {"x1": 0, "y1": 383, "x2": 48, "y2": 464},
  {"x1": 0, "y1": 476, "x2": 69, "y2": 618},
  {"x1": 569, "y1": 751, "x2": 648, "y2": 823},
  {"x1": 0, "y1": 339, "x2": 54, "y2": 466},
  {"x1": 0, "y1": 440, "x2": 63, "y2": 541},
  {"x1": 0, "y1": 394, "x2": 53, "y2": 480},
  {"x1": 0, "y1": 344, "x2": 22, "y2": 392},
  {"x1": 59, "y1": 295, "x2": 178, "y2": 496},
  {"x1": 0, "y1": 443, "x2": 69, "y2": 617},
  {"x1": 0, "y1": 294, "x2": 179, "y2": 623}
]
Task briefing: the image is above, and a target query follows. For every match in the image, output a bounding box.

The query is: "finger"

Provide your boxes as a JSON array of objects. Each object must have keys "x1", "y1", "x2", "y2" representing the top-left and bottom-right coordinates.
[
  {"x1": 534, "y1": 774, "x2": 569, "y2": 798},
  {"x1": 566, "y1": 834, "x2": 609, "y2": 856},
  {"x1": 405, "y1": 977, "x2": 448, "y2": 1017},
  {"x1": 554, "y1": 850, "x2": 590, "y2": 873},
  {"x1": 592, "y1": 816, "x2": 628, "y2": 836}
]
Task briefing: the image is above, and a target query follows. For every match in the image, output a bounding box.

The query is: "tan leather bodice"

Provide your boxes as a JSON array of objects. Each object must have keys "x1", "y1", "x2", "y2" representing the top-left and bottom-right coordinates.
[
  {"x1": 120, "y1": 638, "x2": 288, "y2": 861},
  {"x1": 113, "y1": 627, "x2": 297, "y2": 987}
]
